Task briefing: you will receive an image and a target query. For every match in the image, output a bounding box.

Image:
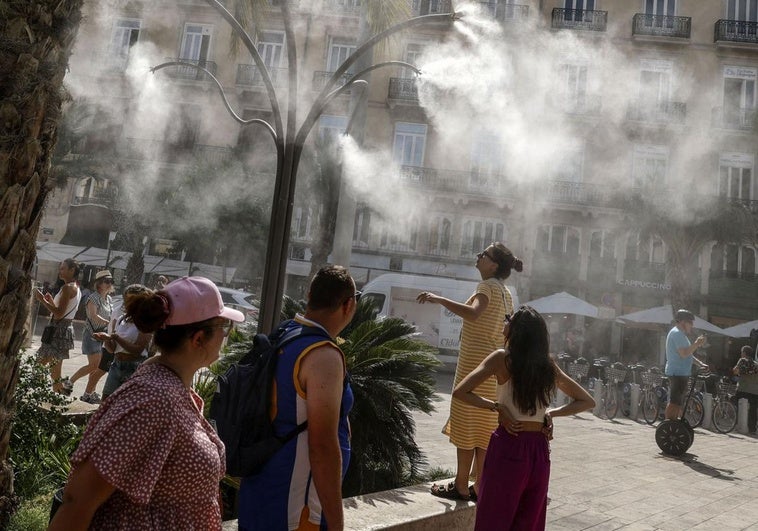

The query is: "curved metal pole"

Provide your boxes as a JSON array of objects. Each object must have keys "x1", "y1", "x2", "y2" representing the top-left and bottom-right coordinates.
[
  {"x1": 150, "y1": 61, "x2": 278, "y2": 144},
  {"x1": 204, "y1": 0, "x2": 284, "y2": 145}
]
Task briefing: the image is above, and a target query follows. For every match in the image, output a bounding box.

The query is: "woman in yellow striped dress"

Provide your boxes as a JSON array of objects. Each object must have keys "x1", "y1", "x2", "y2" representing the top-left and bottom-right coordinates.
[{"x1": 417, "y1": 242, "x2": 522, "y2": 501}]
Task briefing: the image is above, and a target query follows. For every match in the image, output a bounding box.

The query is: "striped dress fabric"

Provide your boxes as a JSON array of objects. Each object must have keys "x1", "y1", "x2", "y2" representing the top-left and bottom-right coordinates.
[{"x1": 444, "y1": 278, "x2": 514, "y2": 449}]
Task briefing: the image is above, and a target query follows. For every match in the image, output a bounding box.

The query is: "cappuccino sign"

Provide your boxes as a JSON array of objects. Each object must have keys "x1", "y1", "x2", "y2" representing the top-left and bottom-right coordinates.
[{"x1": 617, "y1": 279, "x2": 671, "y2": 291}]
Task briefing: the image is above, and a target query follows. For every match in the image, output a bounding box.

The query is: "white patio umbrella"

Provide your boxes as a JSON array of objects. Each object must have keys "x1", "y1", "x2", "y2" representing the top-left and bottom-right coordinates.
[
  {"x1": 522, "y1": 291, "x2": 599, "y2": 318},
  {"x1": 722, "y1": 320, "x2": 758, "y2": 339},
  {"x1": 616, "y1": 304, "x2": 728, "y2": 335}
]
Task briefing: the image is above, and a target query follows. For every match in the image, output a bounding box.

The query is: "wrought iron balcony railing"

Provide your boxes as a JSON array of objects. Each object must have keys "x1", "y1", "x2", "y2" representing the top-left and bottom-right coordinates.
[
  {"x1": 71, "y1": 194, "x2": 114, "y2": 208},
  {"x1": 162, "y1": 57, "x2": 217, "y2": 81},
  {"x1": 626, "y1": 100, "x2": 686, "y2": 124},
  {"x1": 398, "y1": 166, "x2": 509, "y2": 196},
  {"x1": 725, "y1": 196, "x2": 758, "y2": 214},
  {"x1": 322, "y1": 0, "x2": 362, "y2": 15},
  {"x1": 193, "y1": 144, "x2": 233, "y2": 166},
  {"x1": 552, "y1": 8, "x2": 607, "y2": 32},
  {"x1": 480, "y1": 2, "x2": 529, "y2": 22},
  {"x1": 388, "y1": 77, "x2": 419, "y2": 102},
  {"x1": 412, "y1": 0, "x2": 453, "y2": 16},
  {"x1": 312, "y1": 70, "x2": 353, "y2": 92},
  {"x1": 545, "y1": 180, "x2": 621, "y2": 207},
  {"x1": 712, "y1": 106, "x2": 757, "y2": 131},
  {"x1": 715, "y1": 19, "x2": 758, "y2": 44},
  {"x1": 236, "y1": 64, "x2": 288, "y2": 87},
  {"x1": 561, "y1": 94, "x2": 602, "y2": 116},
  {"x1": 632, "y1": 14, "x2": 691, "y2": 38}
]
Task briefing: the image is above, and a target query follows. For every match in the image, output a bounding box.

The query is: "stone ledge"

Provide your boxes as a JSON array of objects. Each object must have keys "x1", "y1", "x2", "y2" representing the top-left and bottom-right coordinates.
[{"x1": 222, "y1": 480, "x2": 475, "y2": 530}]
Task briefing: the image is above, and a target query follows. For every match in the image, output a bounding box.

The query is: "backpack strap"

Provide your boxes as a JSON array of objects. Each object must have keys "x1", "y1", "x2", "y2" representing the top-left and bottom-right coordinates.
[{"x1": 270, "y1": 321, "x2": 332, "y2": 442}]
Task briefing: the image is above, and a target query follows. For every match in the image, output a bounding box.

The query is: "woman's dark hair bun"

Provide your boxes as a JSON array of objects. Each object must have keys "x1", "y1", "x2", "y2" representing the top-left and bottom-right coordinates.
[
  {"x1": 513, "y1": 258, "x2": 524, "y2": 273},
  {"x1": 125, "y1": 290, "x2": 170, "y2": 333}
]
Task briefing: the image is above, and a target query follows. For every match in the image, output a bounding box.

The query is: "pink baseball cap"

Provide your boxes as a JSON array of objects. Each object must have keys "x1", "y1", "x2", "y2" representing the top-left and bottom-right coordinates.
[{"x1": 163, "y1": 276, "x2": 244, "y2": 326}]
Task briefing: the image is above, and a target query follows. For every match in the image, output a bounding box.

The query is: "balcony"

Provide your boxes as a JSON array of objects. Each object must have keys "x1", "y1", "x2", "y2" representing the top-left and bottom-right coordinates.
[
  {"x1": 480, "y1": 2, "x2": 529, "y2": 22},
  {"x1": 711, "y1": 106, "x2": 757, "y2": 131},
  {"x1": 236, "y1": 65, "x2": 288, "y2": 87},
  {"x1": 632, "y1": 14, "x2": 691, "y2": 39},
  {"x1": 322, "y1": 0, "x2": 361, "y2": 15},
  {"x1": 398, "y1": 166, "x2": 510, "y2": 196},
  {"x1": 71, "y1": 192, "x2": 115, "y2": 208},
  {"x1": 388, "y1": 77, "x2": 419, "y2": 102},
  {"x1": 193, "y1": 144, "x2": 234, "y2": 166},
  {"x1": 412, "y1": 0, "x2": 452, "y2": 16},
  {"x1": 124, "y1": 138, "x2": 232, "y2": 165},
  {"x1": 552, "y1": 8, "x2": 607, "y2": 32},
  {"x1": 715, "y1": 19, "x2": 758, "y2": 44},
  {"x1": 162, "y1": 57, "x2": 217, "y2": 81},
  {"x1": 709, "y1": 270, "x2": 758, "y2": 300},
  {"x1": 545, "y1": 180, "x2": 621, "y2": 207},
  {"x1": 623, "y1": 259, "x2": 666, "y2": 285},
  {"x1": 532, "y1": 250, "x2": 581, "y2": 285},
  {"x1": 626, "y1": 100, "x2": 686, "y2": 125},
  {"x1": 726, "y1": 197, "x2": 758, "y2": 214},
  {"x1": 561, "y1": 94, "x2": 602, "y2": 116},
  {"x1": 312, "y1": 71, "x2": 353, "y2": 93}
]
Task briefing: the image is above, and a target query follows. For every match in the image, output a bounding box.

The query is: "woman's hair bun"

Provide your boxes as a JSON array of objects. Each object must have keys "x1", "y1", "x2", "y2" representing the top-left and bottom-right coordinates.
[
  {"x1": 512, "y1": 258, "x2": 524, "y2": 273},
  {"x1": 125, "y1": 290, "x2": 170, "y2": 333}
]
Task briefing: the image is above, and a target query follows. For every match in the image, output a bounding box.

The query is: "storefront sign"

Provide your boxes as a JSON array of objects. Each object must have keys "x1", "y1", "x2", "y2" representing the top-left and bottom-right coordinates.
[{"x1": 617, "y1": 279, "x2": 671, "y2": 290}]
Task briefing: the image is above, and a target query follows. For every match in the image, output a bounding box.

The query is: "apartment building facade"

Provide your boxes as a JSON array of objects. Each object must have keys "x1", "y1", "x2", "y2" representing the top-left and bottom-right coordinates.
[{"x1": 42, "y1": 0, "x2": 758, "y2": 363}]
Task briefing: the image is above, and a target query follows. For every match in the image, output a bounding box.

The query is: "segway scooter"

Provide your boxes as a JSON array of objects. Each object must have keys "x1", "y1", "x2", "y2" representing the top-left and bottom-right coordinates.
[{"x1": 655, "y1": 367, "x2": 707, "y2": 456}]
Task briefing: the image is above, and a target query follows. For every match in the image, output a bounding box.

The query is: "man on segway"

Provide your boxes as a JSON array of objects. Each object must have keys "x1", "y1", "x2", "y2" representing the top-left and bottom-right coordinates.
[{"x1": 664, "y1": 309, "x2": 708, "y2": 421}]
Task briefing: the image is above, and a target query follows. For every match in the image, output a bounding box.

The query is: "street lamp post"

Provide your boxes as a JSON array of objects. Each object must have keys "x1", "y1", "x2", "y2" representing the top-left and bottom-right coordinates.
[{"x1": 151, "y1": 1, "x2": 457, "y2": 333}]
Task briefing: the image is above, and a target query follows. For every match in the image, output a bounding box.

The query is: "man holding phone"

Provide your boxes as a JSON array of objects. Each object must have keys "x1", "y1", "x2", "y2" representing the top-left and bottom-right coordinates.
[{"x1": 664, "y1": 309, "x2": 708, "y2": 420}]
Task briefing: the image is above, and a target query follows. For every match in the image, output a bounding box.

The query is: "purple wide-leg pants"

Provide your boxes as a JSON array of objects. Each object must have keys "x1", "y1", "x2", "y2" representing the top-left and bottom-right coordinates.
[{"x1": 475, "y1": 426, "x2": 550, "y2": 531}]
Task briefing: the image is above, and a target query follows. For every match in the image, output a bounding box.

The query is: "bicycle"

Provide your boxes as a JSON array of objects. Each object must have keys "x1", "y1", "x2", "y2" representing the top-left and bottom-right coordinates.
[
  {"x1": 683, "y1": 373, "x2": 707, "y2": 428},
  {"x1": 601, "y1": 362, "x2": 627, "y2": 420},
  {"x1": 567, "y1": 357, "x2": 590, "y2": 389},
  {"x1": 712, "y1": 377, "x2": 738, "y2": 434},
  {"x1": 621, "y1": 363, "x2": 647, "y2": 418},
  {"x1": 640, "y1": 367, "x2": 665, "y2": 425}
]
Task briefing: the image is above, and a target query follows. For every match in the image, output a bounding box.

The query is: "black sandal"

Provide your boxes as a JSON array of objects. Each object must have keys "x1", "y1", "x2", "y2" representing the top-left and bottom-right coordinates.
[
  {"x1": 430, "y1": 482, "x2": 470, "y2": 501},
  {"x1": 468, "y1": 485, "x2": 478, "y2": 502}
]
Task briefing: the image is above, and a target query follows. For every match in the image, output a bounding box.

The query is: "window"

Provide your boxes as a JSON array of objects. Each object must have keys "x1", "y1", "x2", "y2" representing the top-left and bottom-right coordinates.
[
  {"x1": 728, "y1": 0, "x2": 758, "y2": 21},
  {"x1": 353, "y1": 205, "x2": 371, "y2": 247},
  {"x1": 258, "y1": 31, "x2": 285, "y2": 68},
  {"x1": 645, "y1": 0, "x2": 676, "y2": 16},
  {"x1": 380, "y1": 218, "x2": 419, "y2": 252},
  {"x1": 560, "y1": 63, "x2": 588, "y2": 109},
  {"x1": 180, "y1": 24, "x2": 212, "y2": 63},
  {"x1": 461, "y1": 219, "x2": 506, "y2": 257},
  {"x1": 723, "y1": 67, "x2": 757, "y2": 125},
  {"x1": 109, "y1": 19, "x2": 140, "y2": 69},
  {"x1": 470, "y1": 133, "x2": 503, "y2": 181},
  {"x1": 639, "y1": 59, "x2": 672, "y2": 105},
  {"x1": 402, "y1": 43, "x2": 425, "y2": 78},
  {"x1": 633, "y1": 145, "x2": 668, "y2": 188},
  {"x1": 319, "y1": 115, "x2": 347, "y2": 142},
  {"x1": 719, "y1": 153, "x2": 753, "y2": 200},
  {"x1": 165, "y1": 104, "x2": 200, "y2": 155},
  {"x1": 428, "y1": 216, "x2": 451, "y2": 256},
  {"x1": 626, "y1": 232, "x2": 665, "y2": 263},
  {"x1": 327, "y1": 40, "x2": 356, "y2": 73},
  {"x1": 565, "y1": 0, "x2": 595, "y2": 9},
  {"x1": 564, "y1": 0, "x2": 595, "y2": 22},
  {"x1": 537, "y1": 225, "x2": 580, "y2": 255},
  {"x1": 711, "y1": 244, "x2": 756, "y2": 279},
  {"x1": 393, "y1": 122, "x2": 427, "y2": 167},
  {"x1": 590, "y1": 231, "x2": 616, "y2": 259},
  {"x1": 292, "y1": 205, "x2": 317, "y2": 241},
  {"x1": 554, "y1": 148, "x2": 583, "y2": 182}
]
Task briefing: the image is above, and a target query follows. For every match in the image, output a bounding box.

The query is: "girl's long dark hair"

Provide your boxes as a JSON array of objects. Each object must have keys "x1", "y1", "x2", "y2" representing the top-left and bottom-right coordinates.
[{"x1": 505, "y1": 306, "x2": 556, "y2": 415}]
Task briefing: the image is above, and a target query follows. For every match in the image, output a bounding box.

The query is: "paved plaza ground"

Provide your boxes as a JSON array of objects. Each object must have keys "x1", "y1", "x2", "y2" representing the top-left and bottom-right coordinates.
[{"x1": 27, "y1": 326, "x2": 758, "y2": 530}]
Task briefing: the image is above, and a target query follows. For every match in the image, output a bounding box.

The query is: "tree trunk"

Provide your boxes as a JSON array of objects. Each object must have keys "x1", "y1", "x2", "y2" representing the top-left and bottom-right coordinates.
[{"x1": 0, "y1": 1, "x2": 84, "y2": 524}]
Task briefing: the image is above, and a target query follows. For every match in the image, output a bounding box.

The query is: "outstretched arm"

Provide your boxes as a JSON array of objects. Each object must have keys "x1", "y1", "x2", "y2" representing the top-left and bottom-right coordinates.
[{"x1": 416, "y1": 292, "x2": 490, "y2": 321}]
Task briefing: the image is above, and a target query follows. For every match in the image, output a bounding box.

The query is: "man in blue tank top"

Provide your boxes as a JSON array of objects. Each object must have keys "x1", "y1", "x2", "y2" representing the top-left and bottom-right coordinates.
[
  {"x1": 664, "y1": 309, "x2": 708, "y2": 420},
  {"x1": 239, "y1": 265, "x2": 358, "y2": 531}
]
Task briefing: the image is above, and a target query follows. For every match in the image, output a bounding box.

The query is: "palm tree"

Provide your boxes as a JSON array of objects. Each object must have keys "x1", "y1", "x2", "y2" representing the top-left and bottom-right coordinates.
[
  {"x1": 629, "y1": 192, "x2": 758, "y2": 313},
  {"x1": 0, "y1": 1, "x2": 86, "y2": 524},
  {"x1": 197, "y1": 298, "x2": 441, "y2": 497}
]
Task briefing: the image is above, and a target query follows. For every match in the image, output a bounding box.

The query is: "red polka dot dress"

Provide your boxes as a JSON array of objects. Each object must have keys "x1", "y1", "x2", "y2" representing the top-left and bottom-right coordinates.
[{"x1": 70, "y1": 363, "x2": 225, "y2": 530}]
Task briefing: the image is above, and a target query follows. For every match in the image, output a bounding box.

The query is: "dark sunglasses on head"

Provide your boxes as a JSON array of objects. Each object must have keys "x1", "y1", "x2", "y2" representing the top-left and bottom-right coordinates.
[{"x1": 476, "y1": 250, "x2": 495, "y2": 261}]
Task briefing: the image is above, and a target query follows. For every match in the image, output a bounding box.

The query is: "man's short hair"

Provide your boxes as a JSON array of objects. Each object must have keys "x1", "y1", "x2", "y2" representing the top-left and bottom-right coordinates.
[
  {"x1": 674, "y1": 309, "x2": 695, "y2": 323},
  {"x1": 742, "y1": 345, "x2": 754, "y2": 357},
  {"x1": 307, "y1": 265, "x2": 354, "y2": 311}
]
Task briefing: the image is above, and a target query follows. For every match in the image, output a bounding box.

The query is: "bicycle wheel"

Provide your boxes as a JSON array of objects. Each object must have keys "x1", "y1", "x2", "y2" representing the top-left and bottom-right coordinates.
[
  {"x1": 684, "y1": 397, "x2": 704, "y2": 428},
  {"x1": 604, "y1": 386, "x2": 619, "y2": 419},
  {"x1": 713, "y1": 400, "x2": 737, "y2": 434},
  {"x1": 642, "y1": 388, "x2": 659, "y2": 425},
  {"x1": 621, "y1": 384, "x2": 632, "y2": 417}
]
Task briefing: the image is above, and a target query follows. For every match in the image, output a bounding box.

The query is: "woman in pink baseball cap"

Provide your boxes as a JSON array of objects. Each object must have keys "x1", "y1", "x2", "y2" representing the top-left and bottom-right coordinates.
[{"x1": 50, "y1": 277, "x2": 244, "y2": 531}]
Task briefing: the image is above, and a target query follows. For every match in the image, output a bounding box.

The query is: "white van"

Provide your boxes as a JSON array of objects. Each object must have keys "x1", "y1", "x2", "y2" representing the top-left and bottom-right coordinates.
[{"x1": 360, "y1": 273, "x2": 518, "y2": 362}]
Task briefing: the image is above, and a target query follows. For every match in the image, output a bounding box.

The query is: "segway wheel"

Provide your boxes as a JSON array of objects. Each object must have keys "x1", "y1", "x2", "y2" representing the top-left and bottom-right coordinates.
[{"x1": 656, "y1": 419, "x2": 693, "y2": 456}]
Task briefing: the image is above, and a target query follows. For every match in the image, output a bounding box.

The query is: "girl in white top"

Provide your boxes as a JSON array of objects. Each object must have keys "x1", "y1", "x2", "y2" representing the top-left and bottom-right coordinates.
[
  {"x1": 453, "y1": 306, "x2": 594, "y2": 530},
  {"x1": 35, "y1": 258, "x2": 82, "y2": 394}
]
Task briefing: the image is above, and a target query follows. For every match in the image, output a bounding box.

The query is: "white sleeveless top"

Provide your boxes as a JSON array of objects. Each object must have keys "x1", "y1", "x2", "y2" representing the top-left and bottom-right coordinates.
[
  {"x1": 54, "y1": 284, "x2": 81, "y2": 320},
  {"x1": 496, "y1": 379, "x2": 550, "y2": 423}
]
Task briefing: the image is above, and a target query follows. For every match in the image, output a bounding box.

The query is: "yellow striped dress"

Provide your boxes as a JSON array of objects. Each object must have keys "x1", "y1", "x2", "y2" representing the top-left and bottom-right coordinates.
[{"x1": 443, "y1": 278, "x2": 514, "y2": 449}]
